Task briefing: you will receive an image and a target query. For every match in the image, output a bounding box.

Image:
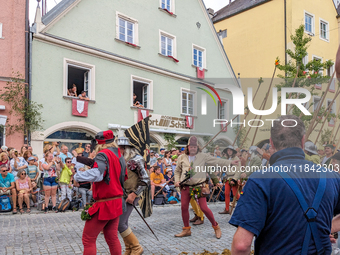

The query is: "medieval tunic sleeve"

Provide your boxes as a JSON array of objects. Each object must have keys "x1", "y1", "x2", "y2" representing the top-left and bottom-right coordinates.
[
  {"x1": 204, "y1": 154, "x2": 234, "y2": 185},
  {"x1": 174, "y1": 154, "x2": 184, "y2": 183}
]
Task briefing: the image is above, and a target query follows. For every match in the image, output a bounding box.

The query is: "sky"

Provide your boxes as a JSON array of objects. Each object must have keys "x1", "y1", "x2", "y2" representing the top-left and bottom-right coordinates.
[{"x1": 29, "y1": 0, "x2": 229, "y2": 25}]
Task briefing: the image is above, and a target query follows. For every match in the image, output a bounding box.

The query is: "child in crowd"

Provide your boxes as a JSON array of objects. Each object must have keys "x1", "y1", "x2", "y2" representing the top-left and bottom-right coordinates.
[
  {"x1": 26, "y1": 157, "x2": 39, "y2": 183},
  {"x1": 59, "y1": 157, "x2": 74, "y2": 202},
  {"x1": 171, "y1": 155, "x2": 178, "y2": 172},
  {"x1": 30, "y1": 181, "x2": 39, "y2": 207}
]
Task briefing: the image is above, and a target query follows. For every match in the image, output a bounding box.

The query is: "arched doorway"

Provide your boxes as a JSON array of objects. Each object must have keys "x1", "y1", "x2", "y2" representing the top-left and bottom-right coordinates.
[
  {"x1": 176, "y1": 136, "x2": 189, "y2": 151},
  {"x1": 45, "y1": 128, "x2": 95, "y2": 152},
  {"x1": 256, "y1": 139, "x2": 270, "y2": 149}
]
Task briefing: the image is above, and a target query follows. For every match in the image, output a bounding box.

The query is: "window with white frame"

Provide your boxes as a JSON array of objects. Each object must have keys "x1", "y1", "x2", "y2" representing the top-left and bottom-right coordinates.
[
  {"x1": 64, "y1": 59, "x2": 95, "y2": 100},
  {"x1": 327, "y1": 99, "x2": 336, "y2": 125},
  {"x1": 131, "y1": 76, "x2": 153, "y2": 109},
  {"x1": 182, "y1": 90, "x2": 194, "y2": 115},
  {"x1": 160, "y1": 31, "x2": 176, "y2": 57},
  {"x1": 320, "y1": 20, "x2": 329, "y2": 41},
  {"x1": 302, "y1": 53, "x2": 309, "y2": 70},
  {"x1": 305, "y1": 12, "x2": 314, "y2": 34},
  {"x1": 218, "y1": 101, "x2": 228, "y2": 119},
  {"x1": 162, "y1": 0, "x2": 171, "y2": 11},
  {"x1": 116, "y1": 12, "x2": 139, "y2": 45},
  {"x1": 328, "y1": 64, "x2": 335, "y2": 91},
  {"x1": 313, "y1": 96, "x2": 321, "y2": 111},
  {"x1": 193, "y1": 45, "x2": 206, "y2": 69},
  {"x1": 313, "y1": 56, "x2": 322, "y2": 88},
  {"x1": 160, "y1": 0, "x2": 175, "y2": 13}
]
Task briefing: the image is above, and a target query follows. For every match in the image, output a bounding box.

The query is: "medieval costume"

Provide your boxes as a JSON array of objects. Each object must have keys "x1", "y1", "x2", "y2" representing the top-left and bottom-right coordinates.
[
  {"x1": 117, "y1": 136, "x2": 150, "y2": 255},
  {"x1": 174, "y1": 136, "x2": 239, "y2": 239},
  {"x1": 74, "y1": 130, "x2": 127, "y2": 255},
  {"x1": 219, "y1": 145, "x2": 241, "y2": 215}
]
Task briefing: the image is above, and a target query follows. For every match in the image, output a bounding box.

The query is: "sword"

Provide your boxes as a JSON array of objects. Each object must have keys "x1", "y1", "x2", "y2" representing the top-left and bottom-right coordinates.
[{"x1": 133, "y1": 204, "x2": 159, "y2": 241}]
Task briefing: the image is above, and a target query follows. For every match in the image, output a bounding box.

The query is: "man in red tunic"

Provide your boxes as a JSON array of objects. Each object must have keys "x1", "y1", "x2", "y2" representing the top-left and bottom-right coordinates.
[{"x1": 74, "y1": 130, "x2": 127, "y2": 255}]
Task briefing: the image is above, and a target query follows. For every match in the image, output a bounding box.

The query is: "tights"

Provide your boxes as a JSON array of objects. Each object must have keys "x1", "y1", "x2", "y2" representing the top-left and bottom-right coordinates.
[
  {"x1": 82, "y1": 212, "x2": 121, "y2": 255},
  {"x1": 180, "y1": 187, "x2": 217, "y2": 227},
  {"x1": 224, "y1": 183, "x2": 240, "y2": 211}
]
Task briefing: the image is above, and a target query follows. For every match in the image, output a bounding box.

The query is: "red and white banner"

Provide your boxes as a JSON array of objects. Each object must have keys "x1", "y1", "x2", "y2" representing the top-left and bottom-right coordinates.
[
  {"x1": 197, "y1": 67, "x2": 205, "y2": 79},
  {"x1": 186, "y1": 116, "x2": 194, "y2": 129},
  {"x1": 221, "y1": 123, "x2": 227, "y2": 132},
  {"x1": 72, "y1": 99, "x2": 88, "y2": 117},
  {"x1": 138, "y1": 109, "x2": 149, "y2": 122}
]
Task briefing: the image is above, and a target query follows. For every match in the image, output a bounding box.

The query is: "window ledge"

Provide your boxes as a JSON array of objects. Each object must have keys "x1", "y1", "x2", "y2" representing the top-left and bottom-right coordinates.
[
  {"x1": 320, "y1": 37, "x2": 329, "y2": 43},
  {"x1": 63, "y1": 96, "x2": 96, "y2": 104},
  {"x1": 130, "y1": 106, "x2": 154, "y2": 112},
  {"x1": 180, "y1": 114, "x2": 197, "y2": 118},
  {"x1": 115, "y1": 38, "x2": 141, "y2": 49},
  {"x1": 315, "y1": 84, "x2": 322, "y2": 90},
  {"x1": 191, "y1": 65, "x2": 208, "y2": 71},
  {"x1": 158, "y1": 53, "x2": 179, "y2": 63},
  {"x1": 329, "y1": 89, "x2": 335, "y2": 93},
  {"x1": 0, "y1": 37, "x2": 4, "y2": 40},
  {"x1": 158, "y1": 7, "x2": 177, "y2": 17},
  {"x1": 305, "y1": 31, "x2": 314, "y2": 37}
]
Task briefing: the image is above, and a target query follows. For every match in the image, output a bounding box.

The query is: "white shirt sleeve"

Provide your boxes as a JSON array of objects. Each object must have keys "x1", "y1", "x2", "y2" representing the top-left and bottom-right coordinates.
[{"x1": 74, "y1": 168, "x2": 103, "y2": 183}]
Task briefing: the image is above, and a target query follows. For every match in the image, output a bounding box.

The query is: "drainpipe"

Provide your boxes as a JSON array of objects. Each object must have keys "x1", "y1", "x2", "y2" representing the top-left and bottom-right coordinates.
[
  {"x1": 25, "y1": 0, "x2": 30, "y2": 145},
  {"x1": 284, "y1": 0, "x2": 287, "y2": 75}
]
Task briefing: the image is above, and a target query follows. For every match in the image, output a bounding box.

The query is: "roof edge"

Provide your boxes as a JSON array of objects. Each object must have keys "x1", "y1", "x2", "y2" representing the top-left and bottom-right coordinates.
[
  {"x1": 41, "y1": 0, "x2": 77, "y2": 26},
  {"x1": 213, "y1": 0, "x2": 272, "y2": 24}
]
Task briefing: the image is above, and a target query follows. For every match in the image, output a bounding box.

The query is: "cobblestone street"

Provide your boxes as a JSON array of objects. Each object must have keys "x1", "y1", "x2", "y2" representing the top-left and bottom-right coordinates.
[{"x1": 0, "y1": 202, "x2": 245, "y2": 255}]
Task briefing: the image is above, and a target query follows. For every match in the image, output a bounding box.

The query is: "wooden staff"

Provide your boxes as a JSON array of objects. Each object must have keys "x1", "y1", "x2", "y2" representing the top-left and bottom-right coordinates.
[
  {"x1": 233, "y1": 79, "x2": 263, "y2": 146},
  {"x1": 250, "y1": 66, "x2": 278, "y2": 146},
  {"x1": 330, "y1": 97, "x2": 340, "y2": 143},
  {"x1": 333, "y1": 124, "x2": 340, "y2": 145},
  {"x1": 230, "y1": 185, "x2": 242, "y2": 215},
  {"x1": 154, "y1": 177, "x2": 173, "y2": 197},
  {"x1": 311, "y1": 87, "x2": 340, "y2": 131},
  {"x1": 239, "y1": 99, "x2": 266, "y2": 148},
  {"x1": 306, "y1": 71, "x2": 335, "y2": 139},
  {"x1": 208, "y1": 186, "x2": 217, "y2": 203},
  {"x1": 202, "y1": 115, "x2": 239, "y2": 150}
]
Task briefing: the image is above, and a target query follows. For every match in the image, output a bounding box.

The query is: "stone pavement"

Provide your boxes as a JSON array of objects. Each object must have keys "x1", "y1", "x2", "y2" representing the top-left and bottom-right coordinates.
[{"x1": 0, "y1": 202, "x2": 249, "y2": 255}]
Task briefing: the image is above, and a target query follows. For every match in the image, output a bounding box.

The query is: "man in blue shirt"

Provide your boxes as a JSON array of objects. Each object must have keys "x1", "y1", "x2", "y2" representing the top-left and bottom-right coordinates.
[
  {"x1": 230, "y1": 115, "x2": 340, "y2": 255},
  {"x1": 0, "y1": 165, "x2": 17, "y2": 214},
  {"x1": 58, "y1": 145, "x2": 73, "y2": 164}
]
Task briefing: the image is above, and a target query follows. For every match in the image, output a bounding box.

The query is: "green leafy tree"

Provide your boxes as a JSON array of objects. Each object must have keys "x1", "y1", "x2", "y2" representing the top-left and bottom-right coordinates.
[
  {"x1": 163, "y1": 133, "x2": 178, "y2": 150},
  {"x1": 275, "y1": 25, "x2": 334, "y2": 126},
  {"x1": 0, "y1": 72, "x2": 44, "y2": 137}
]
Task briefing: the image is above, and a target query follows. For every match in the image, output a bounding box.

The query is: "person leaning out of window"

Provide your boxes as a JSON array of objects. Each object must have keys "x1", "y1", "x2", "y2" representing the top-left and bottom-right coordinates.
[
  {"x1": 133, "y1": 93, "x2": 144, "y2": 108},
  {"x1": 67, "y1": 84, "x2": 78, "y2": 97},
  {"x1": 78, "y1": 91, "x2": 90, "y2": 101}
]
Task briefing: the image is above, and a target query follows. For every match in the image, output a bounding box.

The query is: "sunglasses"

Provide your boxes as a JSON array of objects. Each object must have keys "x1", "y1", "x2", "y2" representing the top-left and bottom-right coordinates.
[
  {"x1": 21, "y1": 173, "x2": 26, "y2": 175},
  {"x1": 1, "y1": 169, "x2": 9, "y2": 172},
  {"x1": 66, "y1": 161, "x2": 72, "y2": 163}
]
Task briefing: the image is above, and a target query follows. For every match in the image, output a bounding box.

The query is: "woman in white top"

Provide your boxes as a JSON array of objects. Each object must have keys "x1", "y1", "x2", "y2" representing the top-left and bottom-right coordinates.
[{"x1": 163, "y1": 151, "x2": 172, "y2": 174}]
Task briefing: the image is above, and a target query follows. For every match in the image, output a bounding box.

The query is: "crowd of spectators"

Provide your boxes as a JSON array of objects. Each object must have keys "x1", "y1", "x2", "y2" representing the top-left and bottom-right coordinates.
[{"x1": 0, "y1": 142, "x2": 94, "y2": 214}]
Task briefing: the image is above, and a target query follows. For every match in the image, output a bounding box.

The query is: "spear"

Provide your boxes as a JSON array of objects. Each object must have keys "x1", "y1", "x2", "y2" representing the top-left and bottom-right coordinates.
[
  {"x1": 306, "y1": 71, "x2": 335, "y2": 139},
  {"x1": 233, "y1": 78, "x2": 263, "y2": 146},
  {"x1": 333, "y1": 124, "x2": 340, "y2": 145},
  {"x1": 311, "y1": 87, "x2": 340, "y2": 131},
  {"x1": 202, "y1": 115, "x2": 239, "y2": 150},
  {"x1": 250, "y1": 65, "x2": 278, "y2": 146}
]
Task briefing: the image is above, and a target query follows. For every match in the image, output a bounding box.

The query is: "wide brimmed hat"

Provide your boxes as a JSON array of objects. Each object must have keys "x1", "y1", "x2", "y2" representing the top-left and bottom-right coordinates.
[
  {"x1": 188, "y1": 136, "x2": 198, "y2": 147},
  {"x1": 331, "y1": 152, "x2": 340, "y2": 161},
  {"x1": 249, "y1": 146, "x2": 258, "y2": 154},
  {"x1": 304, "y1": 141, "x2": 318, "y2": 155},
  {"x1": 223, "y1": 145, "x2": 237, "y2": 155}
]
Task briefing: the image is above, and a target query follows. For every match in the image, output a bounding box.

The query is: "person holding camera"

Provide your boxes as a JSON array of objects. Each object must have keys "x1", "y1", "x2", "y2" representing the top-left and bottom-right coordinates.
[{"x1": 42, "y1": 153, "x2": 61, "y2": 213}]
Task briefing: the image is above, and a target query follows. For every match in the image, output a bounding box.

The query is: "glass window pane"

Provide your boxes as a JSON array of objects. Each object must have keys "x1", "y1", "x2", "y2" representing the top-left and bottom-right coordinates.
[
  {"x1": 119, "y1": 33, "x2": 125, "y2": 41},
  {"x1": 188, "y1": 107, "x2": 193, "y2": 115},
  {"x1": 119, "y1": 19, "x2": 125, "y2": 27},
  {"x1": 182, "y1": 92, "x2": 187, "y2": 100},
  {"x1": 127, "y1": 22, "x2": 133, "y2": 30}
]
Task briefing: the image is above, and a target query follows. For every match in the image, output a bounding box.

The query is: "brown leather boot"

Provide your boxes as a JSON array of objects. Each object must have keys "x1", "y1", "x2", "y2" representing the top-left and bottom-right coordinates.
[
  {"x1": 193, "y1": 218, "x2": 204, "y2": 225},
  {"x1": 123, "y1": 232, "x2": 143, "y2": 255},
  {"x1": 175, "y1": 226, "x2": 192, "y2": 237},
  {"x1": 190, "y1": 214, "x2": 199, "y2": 222},
  {"x1": 213, "y1": 224, "x2": 222, "y2": 239},
  {"x1": 218, "y1": 209, "x2": 230, "y2": 214},
  {"x1": 123, "y1": 236, "x2": 132, "y2": 255}
]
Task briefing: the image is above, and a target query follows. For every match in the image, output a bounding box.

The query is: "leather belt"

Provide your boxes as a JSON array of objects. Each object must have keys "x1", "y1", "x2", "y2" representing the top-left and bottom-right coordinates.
[{"x1": 95, "y1": 196, "x2": 122, "y2": 203}]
